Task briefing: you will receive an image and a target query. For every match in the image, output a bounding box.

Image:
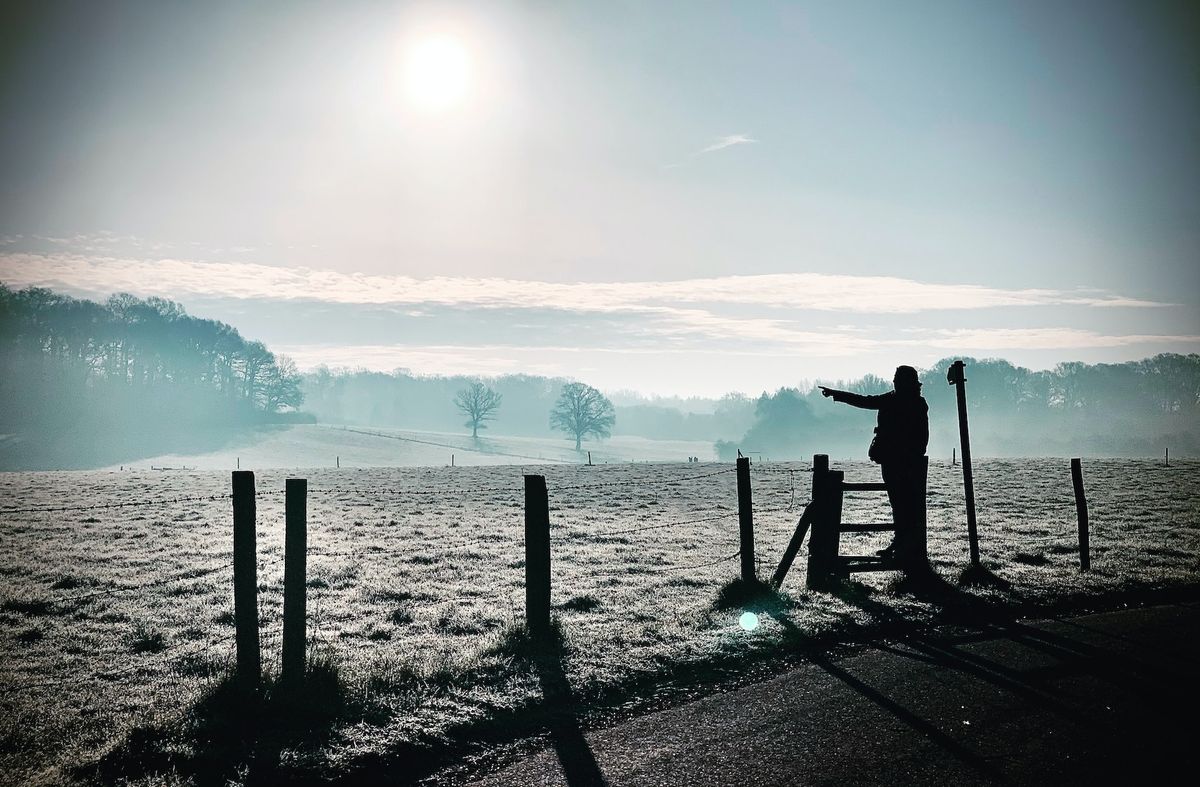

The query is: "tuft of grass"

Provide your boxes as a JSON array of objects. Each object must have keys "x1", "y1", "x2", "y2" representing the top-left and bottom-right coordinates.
[
  {"x1": 2, "y1": 598, "x2": 54, "y2": 616},
  {"x1": 713, "y1": 578, "x2": 792, "y2": 613},
  {"x1": 175, "y1": 651, "x2": 225, "y2": 679},
  {"x1": 367, "y1": 588, "x2": 415, "y2": 604},
  {"x1": 50, "y1": 575, "x2": 85, "y2": 590},
  {"x1": 389, "y1": 607, "x2": 414, "y2": 625},
  {"x1": 557, "y1": 594, "x2": 601, "y2": 613},
  {"x1": 16, "y1": 626, "x2": 45, "y2": 644},
  {"x1": 1013, "y1": 551, "x2": 1050, "y2": 566},
  {"x1": 213, "y1": 610, "x2": 235, "y2": 626},
  {"x1": 484, "y1": 618, "x2": 567, "y2": 663},
  {"x1": 129, "y1": 623, "x2": 168, "y2": 654}
]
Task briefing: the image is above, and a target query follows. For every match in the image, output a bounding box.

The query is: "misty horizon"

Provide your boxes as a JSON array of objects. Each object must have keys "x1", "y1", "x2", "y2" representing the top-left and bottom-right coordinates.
[{"x1": 2, "y1": 1, "x2": 1197, "y2": 398}]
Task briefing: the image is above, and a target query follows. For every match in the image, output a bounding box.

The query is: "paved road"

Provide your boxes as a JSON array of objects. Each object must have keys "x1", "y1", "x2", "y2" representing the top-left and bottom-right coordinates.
[{"x1": 466, "y1": 602, "x2": 1200, "y2": 785}]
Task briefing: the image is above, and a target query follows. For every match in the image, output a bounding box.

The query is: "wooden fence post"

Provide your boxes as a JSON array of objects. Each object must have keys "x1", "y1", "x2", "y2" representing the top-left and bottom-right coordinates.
[
  {"x1": 806, "y1": 455, "x2": 834, "y2": 590},
  {"x1": 736, "y1": 457, "x2": 756, "y2": 582},
  {"x1": 231, "y1": 471, "x2": 260, "y2": 690},
  {"x1": 948, "y1": 360, "x2": 981, "y2": 566},
  {"x1": 524, "y1": 474, "x2": 551, "y2": 636},
  {"x1": 909, "y1": 456, "x2": 930, "y2": 569},
  {"x1": 282, "y1": 478, "x2": 308, "y2": 685},
  {"x1": 1071, "y1": 459, "x2": 1090, "y2": 572}
]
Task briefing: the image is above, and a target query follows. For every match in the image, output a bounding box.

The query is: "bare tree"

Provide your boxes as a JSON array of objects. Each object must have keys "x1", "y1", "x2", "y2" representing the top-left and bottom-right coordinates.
[
  {"x1": 454, "y1": 381, "x2": 503, "y2": 438},
  {"x1": 550, "y1": 382, "x2": 615, "y2": 451}
]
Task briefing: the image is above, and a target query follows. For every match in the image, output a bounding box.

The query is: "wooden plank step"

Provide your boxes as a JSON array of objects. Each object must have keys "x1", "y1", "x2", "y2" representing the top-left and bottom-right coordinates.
[
  {"x1": 841, "y1": 482, "x2": 888, "y2": 492},
  {"x1": 837, "y1": 556, "x2": 902, "y2": 572},
  {"x1": 839, "y1": 522, "x2": 895, "y2": 533}
]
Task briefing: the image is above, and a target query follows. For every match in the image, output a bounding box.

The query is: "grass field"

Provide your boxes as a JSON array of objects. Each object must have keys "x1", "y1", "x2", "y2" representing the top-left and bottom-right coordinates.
[
  {"x1": 1, "y1": 458, "x2": 1197, "y2": 784},
  {"x1": 100, "y1": 423, "x2": 717, "y2": 471}
]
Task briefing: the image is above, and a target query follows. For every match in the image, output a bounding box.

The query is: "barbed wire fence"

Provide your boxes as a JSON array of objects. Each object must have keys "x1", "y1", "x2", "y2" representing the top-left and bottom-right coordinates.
[{"x1": 0, "y1": 460, "x2": 813, "y2": 697}]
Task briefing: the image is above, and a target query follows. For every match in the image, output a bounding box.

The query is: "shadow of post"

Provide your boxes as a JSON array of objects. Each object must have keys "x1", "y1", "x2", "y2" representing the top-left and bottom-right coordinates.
[
  {"x1": 534, "y1": 630, "x2": 608, "y2": 787},
  {"x1": 764, "y1": 608, "x2": 1001, "y2": 780}
]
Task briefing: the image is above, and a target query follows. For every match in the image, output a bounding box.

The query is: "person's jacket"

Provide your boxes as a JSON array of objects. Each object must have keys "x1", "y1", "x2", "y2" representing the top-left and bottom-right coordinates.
[{"x1": 828, "y1": 389, "x2": 929, "y2": 463}]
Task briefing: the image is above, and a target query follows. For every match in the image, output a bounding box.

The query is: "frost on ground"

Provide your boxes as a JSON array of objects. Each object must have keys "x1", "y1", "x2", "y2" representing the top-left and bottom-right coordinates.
[{"x1": 0, "y1": 459, "x2": 1197, "y2": 784}]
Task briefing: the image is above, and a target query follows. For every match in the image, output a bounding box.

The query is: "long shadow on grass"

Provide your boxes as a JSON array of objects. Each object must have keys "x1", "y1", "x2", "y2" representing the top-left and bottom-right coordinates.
[
  {"x1": 77, "y1": 652, "x2": 362, "y2": 786},
  {"x1": 531, "y1": 626, "x2": 608, "y2": 787}
]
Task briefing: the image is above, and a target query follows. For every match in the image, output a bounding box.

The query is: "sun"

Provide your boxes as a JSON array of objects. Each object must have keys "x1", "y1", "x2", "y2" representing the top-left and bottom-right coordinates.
[{"x1": 403, "y1": 35, "x2": 472, "y2": 113}]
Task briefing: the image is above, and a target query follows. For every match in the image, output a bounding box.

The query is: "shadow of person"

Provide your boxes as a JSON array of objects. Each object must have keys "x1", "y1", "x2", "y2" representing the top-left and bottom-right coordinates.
[{"x1": 533, "y1": 627, "x2": 608, "y2": 787}]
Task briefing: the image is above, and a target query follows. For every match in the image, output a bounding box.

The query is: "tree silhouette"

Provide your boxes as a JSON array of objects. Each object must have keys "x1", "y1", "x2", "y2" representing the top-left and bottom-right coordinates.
[
  {"x1": 0, "y1": 284, "x2": 305, "y2": 438},
  {"x1": 550, "y1": 382, "x2": 615, "y2": 451},
  {"x1": 454, "y1": 381, "x2": 503, "y2": 438}
]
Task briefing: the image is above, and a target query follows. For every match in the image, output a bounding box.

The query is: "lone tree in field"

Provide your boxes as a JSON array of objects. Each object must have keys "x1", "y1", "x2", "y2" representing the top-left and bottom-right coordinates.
[
  {"x1": 454, "y1": 382, "x2": 503, "y2": 438},
  {"x1": 550, "y1": 382, "x2": 615, "y2": 451}
]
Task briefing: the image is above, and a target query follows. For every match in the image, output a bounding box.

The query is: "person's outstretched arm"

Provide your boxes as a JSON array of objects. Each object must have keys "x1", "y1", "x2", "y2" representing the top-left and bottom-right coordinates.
[{"x1": 819, "y1": 386, "x2": 886, "y2": 410}]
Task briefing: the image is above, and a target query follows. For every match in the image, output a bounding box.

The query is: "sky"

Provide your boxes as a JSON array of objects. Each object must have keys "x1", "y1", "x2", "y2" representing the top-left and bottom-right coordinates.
[{"x1": 1, "y1": 0, "x2": 1197, "y2": 397}]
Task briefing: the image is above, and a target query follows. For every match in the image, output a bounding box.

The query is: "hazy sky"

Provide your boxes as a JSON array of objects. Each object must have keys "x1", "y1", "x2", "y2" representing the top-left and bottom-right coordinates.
[{"x1": 2, "y1": 0, "x2": 1197, "y2": 396}]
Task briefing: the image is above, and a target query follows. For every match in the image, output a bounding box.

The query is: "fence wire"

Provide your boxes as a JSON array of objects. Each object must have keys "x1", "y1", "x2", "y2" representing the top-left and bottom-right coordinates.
[
  {"x1": 0, "y1": 631, "x2": 237, "y2": 697},
  {"x1": 551, "y1": 467, "x2": 734, "y2": 492},
  {"x1": 3, "y1": 462, "x2": 769, "y2": 701},
  {"x1": 570, "y1": 510, "x2": 732, "y2": 538},
  {"x1": 0, "y1": 493, "x2": 234, "y2": 516}
]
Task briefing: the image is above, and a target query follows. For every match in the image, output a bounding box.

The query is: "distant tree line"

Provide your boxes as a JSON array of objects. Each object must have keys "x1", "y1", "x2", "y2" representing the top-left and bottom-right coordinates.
[
  {"x1": 302, "y1": 355, "x2": 1199, "y2": 459},
  {"x1": 717, "y1": 355, "x2": 1200, "y2": 460},
  {"x1": 0, "y1": 284, "x2": 305, "y2": 443}
]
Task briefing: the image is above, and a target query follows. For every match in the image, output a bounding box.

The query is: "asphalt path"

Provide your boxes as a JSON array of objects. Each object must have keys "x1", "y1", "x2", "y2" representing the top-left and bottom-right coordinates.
[{"x1": 464, "y1": 602, "x2": 1200, "y2": 785}]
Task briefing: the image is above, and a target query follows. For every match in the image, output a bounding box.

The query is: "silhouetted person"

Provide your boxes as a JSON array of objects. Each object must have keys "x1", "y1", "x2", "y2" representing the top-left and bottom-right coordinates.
[{"x1": 820, "y1": 366, "x2": 929, "y2": 560}]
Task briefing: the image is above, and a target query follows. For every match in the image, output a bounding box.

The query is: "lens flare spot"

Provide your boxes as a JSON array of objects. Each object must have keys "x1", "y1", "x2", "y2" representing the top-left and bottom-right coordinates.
[{"x1": 739, "y1": 611, "x2": 759, "y2": 631}]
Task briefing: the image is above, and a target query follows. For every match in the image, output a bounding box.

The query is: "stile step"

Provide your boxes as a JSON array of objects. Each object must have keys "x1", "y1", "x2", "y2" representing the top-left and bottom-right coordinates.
[
  {"x1": 841, "y1": 482, "x2": 889, "y2": 492},
  {"x1": 839, "y1": 523, "x2": 895, "y2": 533}
]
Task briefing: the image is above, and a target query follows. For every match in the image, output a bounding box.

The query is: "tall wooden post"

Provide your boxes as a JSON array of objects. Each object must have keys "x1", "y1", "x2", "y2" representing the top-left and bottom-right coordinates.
[
  {"x1": 736, "y1": 457, "x2": 756, "y2": 582},
  {"x1": 948, "y1": 360, "x2": 980, "y2": 566},
  {"x1": 806, "y1": 455, "x2": 836, "y2": 590},
  {"x1": 231, "y1": 471, "x2": 260, "y2": 690},
  {"x1": 524, "y1": 475, "x2": 551, "y2": 636},
  {"x1": 1071, "y1": 459, "x2": 1090, "y2": 572},
  {"x1": 908, "y1": 456, "x2": 930, "y2": 568},
  {"x1": 282, "y1": 478, "x2": 308, "y2": 685}
]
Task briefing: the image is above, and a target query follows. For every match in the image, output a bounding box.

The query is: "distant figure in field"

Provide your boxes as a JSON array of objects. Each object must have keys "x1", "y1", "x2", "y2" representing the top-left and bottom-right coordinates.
[{"x1": 819, "y1": 365, "x2": 929, "y2": 560}]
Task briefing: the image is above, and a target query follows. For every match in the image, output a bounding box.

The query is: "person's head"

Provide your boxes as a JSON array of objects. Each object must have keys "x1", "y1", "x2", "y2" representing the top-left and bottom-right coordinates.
[{"x1": 893, "y1": 365, "x2": 921, "y2": 395}]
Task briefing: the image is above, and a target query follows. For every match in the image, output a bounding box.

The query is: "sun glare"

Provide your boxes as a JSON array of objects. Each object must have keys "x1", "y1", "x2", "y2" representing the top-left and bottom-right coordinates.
[{"x1": 403, "y1": 35, "x2": 471, "y2": 112}]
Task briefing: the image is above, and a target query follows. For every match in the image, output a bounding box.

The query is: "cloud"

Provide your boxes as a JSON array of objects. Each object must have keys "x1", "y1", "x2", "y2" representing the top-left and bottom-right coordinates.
[
  {"x1": 0, "y1": 254, "x2": 1165, "y2": 315},
  {"x1": 892, "y1": 327, "x2": 1200, "y2": 351},
  {"x1": 700, "y1": 133, "x2": 758, "y2": 154},
  {"x1": 4, "y1": 252, "x2": 1193, "y2": 385}
]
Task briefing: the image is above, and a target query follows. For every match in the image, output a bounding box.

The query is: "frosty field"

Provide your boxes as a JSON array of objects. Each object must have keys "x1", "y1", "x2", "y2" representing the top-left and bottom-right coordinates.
[{"x1": 1, "y1": 458, "x2": 1198, "y2": 785}]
